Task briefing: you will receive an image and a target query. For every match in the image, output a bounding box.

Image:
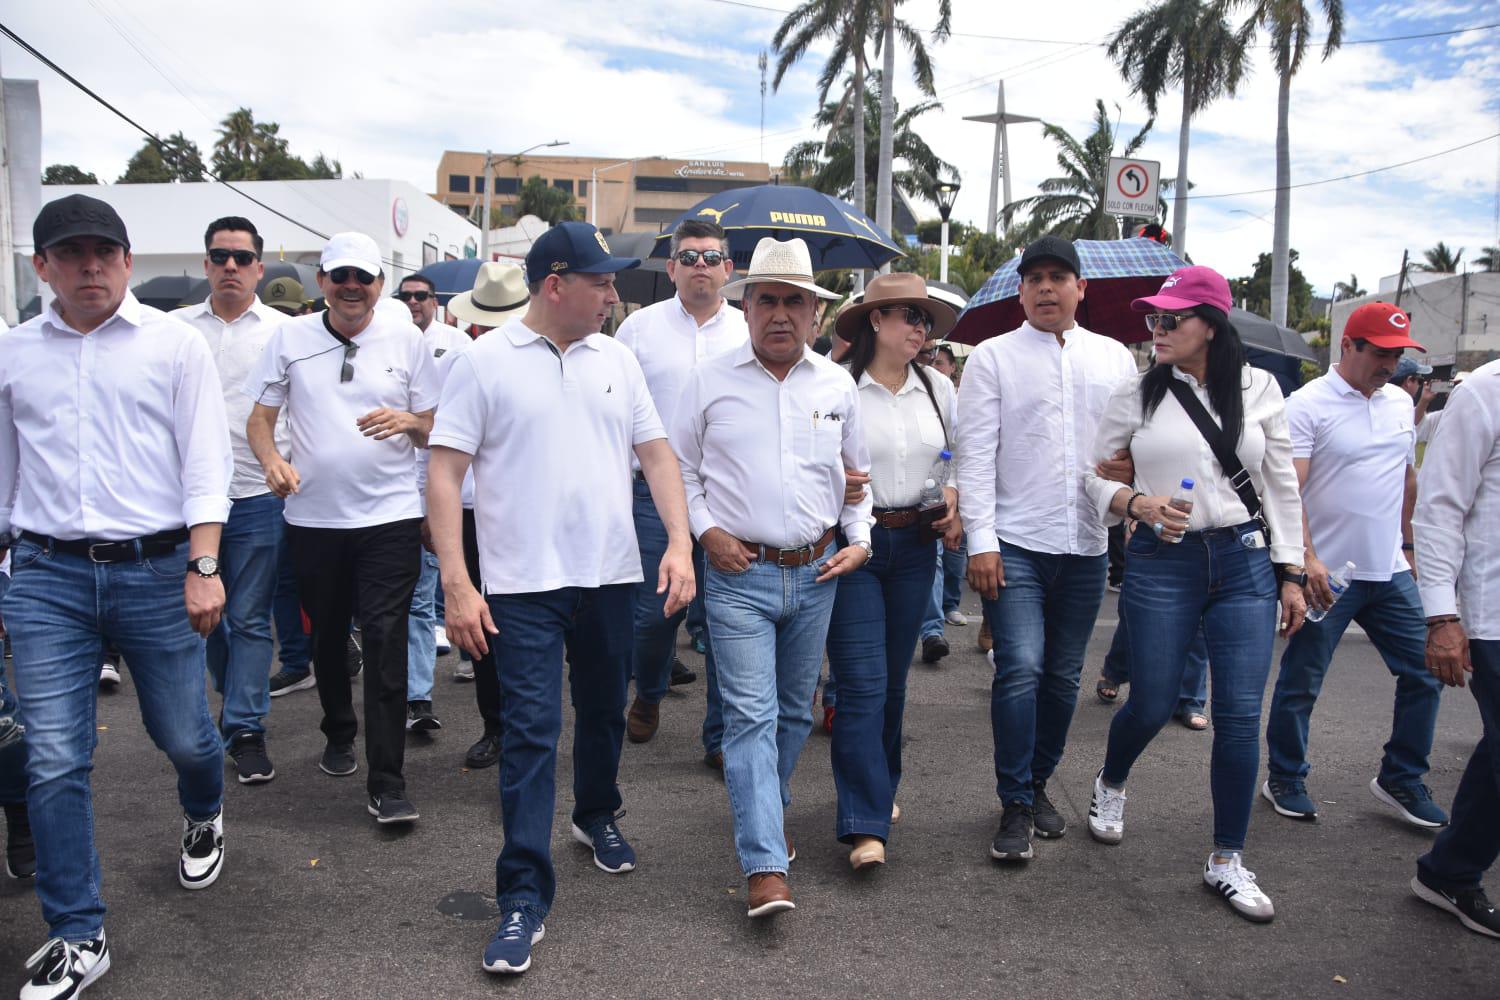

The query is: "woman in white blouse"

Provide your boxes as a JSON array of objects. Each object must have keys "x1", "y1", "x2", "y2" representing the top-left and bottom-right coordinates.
[
  {"x1": 824, "y1": 273, "x2": 961, "y2": 872},
  {"x1": 1080, "y1": 266, "x2": 1307, "y2": 923}
]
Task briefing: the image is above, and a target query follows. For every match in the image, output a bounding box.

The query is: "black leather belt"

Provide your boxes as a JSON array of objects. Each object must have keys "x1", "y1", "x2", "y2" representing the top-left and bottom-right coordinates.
[{"x1": 18, "y1": 528, "x2": 190, "y2": 564}]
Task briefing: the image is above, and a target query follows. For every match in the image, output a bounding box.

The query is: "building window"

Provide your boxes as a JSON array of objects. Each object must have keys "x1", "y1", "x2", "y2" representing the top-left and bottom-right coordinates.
[
  {"x1": 634, "y1": 207, "x2": 685, "y2": 225},
  {"x1": 554, "y1": 179, "x2": 574, "y2": 194},
  {"x1": 474, "y1": 176, "x2": 485, "y2": 194},
  {"x1": 494, "y1": 177, "x2": 519, "y2": 195},
  {"x1": 448, "y1": 174, "x2": 470, "y2": 193},
  {"x1": 636, "y1": 176, "x2": 688, "y2": 193},
  {"x1": 578, "y1": 180, "x2": 589, "y2": 197}
]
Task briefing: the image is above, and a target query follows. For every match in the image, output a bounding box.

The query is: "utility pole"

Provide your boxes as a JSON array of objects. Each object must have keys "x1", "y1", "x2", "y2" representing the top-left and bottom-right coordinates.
[
  {"x1": 0, "y1": 58, "x2": 16, "y2": 326},
  {"x1": 479, "y1": 149, "x2": 493, "y2": 261},
  {"x1": 963, "y1": 81, "x2": 1039, "y2": 236},
  {"x1": 1394, "y1": 249, "x2": 1410, "y2": 308},
  {"x1": 758, "y1": 51, "x2": 768, "y2": 166}
]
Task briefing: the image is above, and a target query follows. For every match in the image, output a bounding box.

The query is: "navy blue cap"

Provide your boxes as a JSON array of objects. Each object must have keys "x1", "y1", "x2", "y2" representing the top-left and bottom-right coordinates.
[
  {"x1": 525, "y1": 221, "x2": 640, "y2": 285},
  {"x1": 1018, "y1": 235, "x2": 1081, "y2": 277},
  {"x1": 1389, "y1": 356, "x2": 1433, "y2": 383}
]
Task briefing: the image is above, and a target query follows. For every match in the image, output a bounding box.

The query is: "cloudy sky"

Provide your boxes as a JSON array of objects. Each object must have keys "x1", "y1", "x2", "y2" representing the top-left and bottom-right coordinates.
[{"x1": 2, "y1": 0, "x2": 1496, "y2": 294}]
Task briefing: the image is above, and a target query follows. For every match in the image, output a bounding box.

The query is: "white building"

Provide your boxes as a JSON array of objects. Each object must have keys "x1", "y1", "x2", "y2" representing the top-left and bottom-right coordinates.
[{"x1": 1330, "y1": 270, "x2": 1500, "y2": 371}]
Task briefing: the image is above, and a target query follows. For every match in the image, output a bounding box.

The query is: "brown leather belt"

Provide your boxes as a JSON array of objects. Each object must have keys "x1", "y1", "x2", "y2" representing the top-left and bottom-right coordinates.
[
  {"x1": 873, "y1": 506, "x2": 920, "y2": 529},
  {"x1": 742, "y1": 527, "x2": 836, "y2": 568}
]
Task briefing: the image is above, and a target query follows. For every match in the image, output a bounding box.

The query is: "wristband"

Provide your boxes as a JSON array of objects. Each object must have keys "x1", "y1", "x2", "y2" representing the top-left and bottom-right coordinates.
[
  {"x1": 1401, "y1": 543, "x2": 1414, "y2": 551},
  {"x1": 1124, "y1": 492, "x2": 1144, "y2": 521},
  {"x1": 1426, "y1": 615, "x2": 1461, "y2": 628}
]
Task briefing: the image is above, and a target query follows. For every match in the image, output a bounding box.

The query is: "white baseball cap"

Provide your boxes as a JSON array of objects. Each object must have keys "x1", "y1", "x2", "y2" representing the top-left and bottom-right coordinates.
[{"x1": 320, "y1": 232, "x2": 382, "y2": 276}]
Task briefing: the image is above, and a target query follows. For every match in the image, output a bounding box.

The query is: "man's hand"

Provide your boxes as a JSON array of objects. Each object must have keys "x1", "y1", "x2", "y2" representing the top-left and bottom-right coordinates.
[
  {"x1": 1278, "y1": 581, "x2": 1307, "y2": 638},
  {"x1": 420, "y1": 519, "x2": 435, "y2": 554},
  {"x1": 1404, "y1": 547, "x2": 1419, "y2": 581},
  {"x1": 184, "y1": 573, "x2": 225, "y2": 637},
  {"x1": 658, "y1": 542, "x2": 696, "y2": 617},
  {"x1": 1302, "y1": 554, "x2": 1334, "y2": 611},
  {"x1": 967, "y1": 551, "x2": 1006, "y2": 601},
  {"x1": 843, "y1": 467, "x2": 871, "y2": 506},
  {"x1": 702, "y1": 527, "x2": 757, "y2": 573},
  {"x1": 1096, "y1": 448, "x2": 1135, "y2": 485},
  {"x1": 815, "y1": 542, "x2": 868, "y2": 583},
  {"x1": 263, "y1": 458, "x2": 300, "y2": 498},
  {"x1": 444, "y1": 578, "x2": 499, "y2": 659},
  {"x1": 1426, "y1": 620, "x2": 1472, "y2": 688},
  {"x1": 356, "y1": 407, "x2": 417, "y2": 441},
  {"x1": 932, "y1": 486, "x2": 963, "y2": 550}
]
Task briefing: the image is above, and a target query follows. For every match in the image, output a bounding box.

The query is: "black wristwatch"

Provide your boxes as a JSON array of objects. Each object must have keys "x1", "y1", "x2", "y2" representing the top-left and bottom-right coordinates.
[
  {"x1": 1277, "y1": 565, "x2": 1308, "y2": 587},
  {"x1": 190, "y1": 555, "x2": 220, "y2": 579}
]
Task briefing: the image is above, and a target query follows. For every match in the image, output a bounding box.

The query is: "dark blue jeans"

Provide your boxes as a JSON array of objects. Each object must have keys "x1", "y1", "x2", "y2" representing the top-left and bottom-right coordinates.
[
  {"x1": 205, "y1": 492, "x2": 282, "y2": 740},
  {"x1": 0, "y1": 571, "x2": 28, "y2": 808},
  {"x1": 1102, "y1": 614, "x2": 1209, "y2": 717},
  {"x1": 984, "y1": 541, "x2": 1108, "y2": 806},
  {"x1": 1103, "y1": 523, "x2": 1277, "y2": 852},
  {"x1": 920, "y1": 537, "x2": 969, "y2": 640},
  {"x1": 826, "y1": 524, "x2": 935, "y2": 843},
  {"x1": 1418, "y1": 639, "x2": 1500, "y2": 892},
  {"x1": 1266, "y1": 572, "x2": 1440, "y2": 787},
  {"x1": 487, "y1": 585, "x2": 633, "y2": 922},
  {"x1": 630, "y1": 477, "x2": 715, "y2": 710},
  {"x1": 272, "y1": 524, "x2": 310, "y2": 673}
]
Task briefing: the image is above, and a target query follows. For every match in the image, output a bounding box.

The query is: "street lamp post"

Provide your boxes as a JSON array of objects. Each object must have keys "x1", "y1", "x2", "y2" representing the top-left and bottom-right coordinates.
[
  {"x1": 934, "y1": 181, "x2": 961, "y2": 285},
  {"x1": 479, "y1": 140, "x2": 569, "y2": 260}
]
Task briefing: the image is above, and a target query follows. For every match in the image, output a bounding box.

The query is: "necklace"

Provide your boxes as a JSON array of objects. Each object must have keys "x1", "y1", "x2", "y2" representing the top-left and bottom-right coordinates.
[{"x1": 871, "y1": 368, "x2": 906, "y2": 395}]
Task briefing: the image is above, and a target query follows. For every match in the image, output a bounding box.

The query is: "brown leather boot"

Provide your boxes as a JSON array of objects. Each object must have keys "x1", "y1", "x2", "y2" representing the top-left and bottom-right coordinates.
[
  {"x1": 978, "y1": 616, "x2": 993, "y2": 653},
  {"x1": 747, "y1": 872, "x2": 795, "y2": 917},
  {"x1": 626, "y1": 698, "x2": 659, "y2": 744}
]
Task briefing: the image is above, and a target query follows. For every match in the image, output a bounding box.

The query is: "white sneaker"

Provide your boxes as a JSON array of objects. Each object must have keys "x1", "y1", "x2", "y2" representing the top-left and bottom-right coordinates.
[
  {"x1": 20, "y1": 931, "x2": 110, "y2": 1000},
  {"x1": 944, "y1": 609, "x2": 968, "y2": 626},
  {"x1": 98, "y1": 662, "x2": 120, "y2": 689},
  {"x1": 1203, "y1": 853, "x2": 1275, "y2": 922},
  {"x1": 435, "y1": 626, "x2": 452, "y2": 655},
  {"x1": 453, "y1": 657, "x2": 475, "y2": 682},
  {"x1": 179, "y1": 809, "x2": 224, "y2": 890},
  {"x1": 1088, "y1": 769, "x2": 1126, "y2": 844}
]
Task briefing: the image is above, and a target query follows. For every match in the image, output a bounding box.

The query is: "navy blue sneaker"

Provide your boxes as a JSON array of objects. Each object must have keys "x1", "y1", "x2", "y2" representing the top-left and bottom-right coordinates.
[
  {"x1": 482, "y1": 910, "x2": 544, "y2": 975},
  {"x1": 690, "y1": 633, "x2": 707, "y2": 655},
  {"x1": 1370, "y1": 778, "x2": 1449, "y2": 829},
  {"x1": 1261, "y1": 779, "x2": 1317, "y2": 821},
  {"x1": 570, "y1": 814, "x2": 637, "y2": 873}
]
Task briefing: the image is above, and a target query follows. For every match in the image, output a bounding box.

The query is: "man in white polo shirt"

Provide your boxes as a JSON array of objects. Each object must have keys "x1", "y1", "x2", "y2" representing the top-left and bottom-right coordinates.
[
  {"x1": 616, "y1": 217, "x2": 747, "y2": 750},
  {"x1": 671, "y1": 236, "x2": 873, "y2": 919},
  {"x1": 177, "y1": 216, "x2": 285, "y2": 786},
  {"x1": 1264, "y1": 302, "x2": 1447, "y2": 828},
  {"x1": 245, "y1": 232, "x2": 440, "y2": 825},
  {"x1": 428, "y1": 222, "x2": 693, "y2": 977}
]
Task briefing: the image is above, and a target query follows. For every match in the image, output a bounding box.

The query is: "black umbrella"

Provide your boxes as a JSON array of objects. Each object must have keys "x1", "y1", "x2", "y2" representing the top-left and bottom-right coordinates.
[
  {"x1": 1229, "y1": 307, "x2": 1317, "y2": 362},
  {"x1": 131, "y1": 275, "x2": 202, "y2": 311},
  {"x1": 608, "y1": 231, "x2": 674, "y2": 306}
]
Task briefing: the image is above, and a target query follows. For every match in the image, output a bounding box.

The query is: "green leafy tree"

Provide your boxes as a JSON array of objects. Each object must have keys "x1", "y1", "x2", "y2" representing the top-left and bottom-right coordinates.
[
  {"x1": 1477, "y1": 245, "x2": 1500, "y2": 272},
  {"x1": 1108, "y1": 0, "x2": 1250, "y2": 256},
  {"x1": 211, "y1": 108, "x2": 342, "y2": 181},
  {"x1": 117, "y1": 132, "x2": 205, "y2": 183},
  {"x1": 1416, "y1": 241, "x2": 1464, "y2": 273},
  {"x1": 213, "y1": 107, "x2": 259, "y2": 180},
  {"x1": 1332, "y1": 273, "x2": 1365, "y2": 300},
  {"x1": 1231, "y1": 249, "x2": 1314, "y2": 328},
  {"x1": 42, "y1": 164, "x2": 99, "y2": 185},
  {"x1": 517, "y1": 176, "x2": 576, "y2": 225}
]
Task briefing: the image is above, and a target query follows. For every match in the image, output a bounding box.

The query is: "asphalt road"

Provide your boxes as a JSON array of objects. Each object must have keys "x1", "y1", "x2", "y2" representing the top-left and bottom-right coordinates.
[{"x1": 0, "y1": 593, "x2": 1493, "y2": 999}]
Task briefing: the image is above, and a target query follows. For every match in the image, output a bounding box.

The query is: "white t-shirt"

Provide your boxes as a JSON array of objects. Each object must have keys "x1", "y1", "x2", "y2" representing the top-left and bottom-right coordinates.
[
  {"x1": 428, "y1": 320, "x2": 665, "y2": 594},
  {"x1": 415, "y1": 320, "x2": 474, "y2": 510},
  {"x1": 243, "y1": 310, "x2": 441, "y2": 529}
]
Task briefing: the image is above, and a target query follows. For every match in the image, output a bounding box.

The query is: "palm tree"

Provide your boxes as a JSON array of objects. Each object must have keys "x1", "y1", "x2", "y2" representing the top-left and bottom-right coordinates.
[
  {"x1": 1007, "y1": 99, "x2": 1155, "y2": 242},
  {"x1": 213, "y1": 107, "x2": 259, "y2": 180},
  {"x1": 1332, "y1": 273, "x2": 1364, "y2": 300},
  {"x1": 1108, "y1": 0, "x2": 1250, "y2": 257},
  {"x1": 1416, "y1": 241, "x2": 1464, "y2": 273},
  {"x1": 873, "y1": 0, "x2": 952, "y2": 268},
  {"x1": 1478, "y1": 245, "x2": 1500, "y2": 272},
  {"x1": 1230, "y1": 0, "x2": 1344, "y2": 327}
]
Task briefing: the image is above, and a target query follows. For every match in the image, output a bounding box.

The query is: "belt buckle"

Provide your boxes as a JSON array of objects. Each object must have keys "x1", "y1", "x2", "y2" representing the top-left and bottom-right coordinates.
[
  {"x1": 87, "y1": 542, "x2": 113, "y2": 563},
  {"x1": 777, "y1": 544, "x2": 808, "y2": 567}
]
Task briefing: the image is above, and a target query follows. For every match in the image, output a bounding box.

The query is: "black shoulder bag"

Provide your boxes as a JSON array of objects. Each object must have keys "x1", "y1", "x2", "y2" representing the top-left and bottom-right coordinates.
[{"x1": 1165, "y1": 380, "x2": 1270, "y2": 544}]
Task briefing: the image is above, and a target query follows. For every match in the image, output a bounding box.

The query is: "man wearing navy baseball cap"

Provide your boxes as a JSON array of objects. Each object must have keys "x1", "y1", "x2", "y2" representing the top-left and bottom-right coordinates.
[{"x1": 524, "y1": 220, "x2": 641, "y2": 287}]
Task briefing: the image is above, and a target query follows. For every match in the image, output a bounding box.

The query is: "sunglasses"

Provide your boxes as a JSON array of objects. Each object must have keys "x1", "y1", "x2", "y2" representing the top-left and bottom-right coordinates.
[
  {"x1": 395, "y1": 290, "x2": 433, "y2": 303},
  {"x1": 208, "y1": 248, "x2": 259, "y2": 267},
  {"x1": 1144, "y1": 313, "x2": 1193, "y2": 333},
  {"x1": 339, "y1": 342, "x2": 358, "y2": 384},
  {"x1": 329, "y1": 267, "x2": 377, "y2": 286},
  {"x1": 674, "y1": 249, "x2": 727, "y2": 267},
  {"x1": 879, "y1": 305, "x2": 934, "y2": 333}
]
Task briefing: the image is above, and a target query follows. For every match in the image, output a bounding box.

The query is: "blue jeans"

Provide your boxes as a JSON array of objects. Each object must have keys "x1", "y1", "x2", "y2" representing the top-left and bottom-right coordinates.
[
  {"x1": 1102, "y1": 614, "x2": 1209, "y2": 716},
  {"x1": 0, "y1": 571, "x2": 28, "y2": 808},
  {"x1": 407, "y1": 550, "x2": 439, "y2": 702},
  {"x1": 273, "y1": 526, "x2": 310, "y2": 673},
  {"x1": 920, "y1": 537, "x2": 968, "y2": 639},
  {"x1": 1102, "y1": 523, "x2": 1277, "y2": 852},
  {"x1": 205, "y1": 492, "x2": 281, "y2": 740},
  {"x1": 1266, "y1": 572, "x2": 1439, "y2": 787},
  {"x1": 707, "y1": 551, "x2": 839, "y2": 875},
  {"x1": 826, "y1": 525, "x2": 934, "y2": 842},
  {"x1": 488, "y1": 585, "x2": 633, "y2": 923},
  {"x1": 2, "y1": 538, "x2": 223, "y2": 941},
  {"x1": 1418, "y1": 639, "x2": 1500, "y2": 892},
  {"x1": 630, "y1": 478, "x2": 707, "y2": 705},
  {"x1": 984, "y1": 541, "x2": 1108, "y2": 805}
]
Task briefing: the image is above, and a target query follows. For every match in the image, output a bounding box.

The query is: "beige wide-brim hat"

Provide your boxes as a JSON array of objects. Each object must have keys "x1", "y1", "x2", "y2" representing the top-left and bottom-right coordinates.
[
  {"x1": 722, "y1": 236, "x2": 841, "y2": 302},
  {"x1": 449, "y1": 261, "x2": 530, "y2": 328},
  {"x1": 835, "y1": 271, "x2": 957, "y2": 341}
]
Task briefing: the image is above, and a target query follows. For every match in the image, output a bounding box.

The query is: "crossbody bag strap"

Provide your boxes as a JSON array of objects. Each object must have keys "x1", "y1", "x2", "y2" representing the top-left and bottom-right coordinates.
[{"x1": 1165, "y1": 378, "x2": 1264, "y2": 524}]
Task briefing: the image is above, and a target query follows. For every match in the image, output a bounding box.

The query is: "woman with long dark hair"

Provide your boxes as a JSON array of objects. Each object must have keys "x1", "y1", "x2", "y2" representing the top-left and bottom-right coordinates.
[
  {"x1": 1081, "y1": 266, "x2": 1307, "y2": 922},
  {"x1": 824, "y1": 273, "x2": 961, "y2": 871}
]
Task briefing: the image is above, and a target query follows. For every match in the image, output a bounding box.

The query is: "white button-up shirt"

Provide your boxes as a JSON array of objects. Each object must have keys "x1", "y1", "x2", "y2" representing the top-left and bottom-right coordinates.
[
  {"x1": 414, "y1": 320, "x2": 474, "y2": 510},
  {"x1": 1415, "y1": 360, "x2": 1500, "y2": 638},
  {"x1": 1288, "y1": 367, "x2": 1414, "y2": 581},
  {"x1": 177, "y1": 296, "x2": 287, "y2": 500},
  {"x1": 617, "y1": 295, "x2": 750, "y2": 444},
  {"x1": 957, "y1": 321, "x2": 1137, "y2": 557},
  {"x1": 856, "y1": 365, "x2": 958, "y2": 509},
  {"x1": 429, "y1": 320, "x2": 665, "y2": 595},
  {"x1": 671, "y1": 342, "x2": 873, "y2": 550},
  {"x1": 1083, "y1": 366, "x2": 1305, "y2": 566},
  {"x1": 0, "y1": 292, "x2": 232, "y2": 539}
]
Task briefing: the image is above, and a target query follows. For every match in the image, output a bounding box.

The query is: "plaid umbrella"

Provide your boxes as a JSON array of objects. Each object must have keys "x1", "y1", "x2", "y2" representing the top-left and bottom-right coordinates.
[{"x1": 950, "y1": 237, "x2": 1186, "y2": 345}]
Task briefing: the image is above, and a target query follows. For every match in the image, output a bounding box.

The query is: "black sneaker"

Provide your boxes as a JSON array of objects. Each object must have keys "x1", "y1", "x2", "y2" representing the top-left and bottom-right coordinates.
[
  {"x1": 670, "y1": 658, "x2": 697, "y2": 686},
  {"x1": 368, "y1": 792, "x2": 419, "y2": 825},
  {"x1": 178, "y1": 809, "x2": 224, "y2": 890},
  {"x1": 227, "y1": 732, "x2": 275, "y2": 785},
  {"x1": 465, "y1": 731, "x2": 501, "y2": 770},
  {"x1": 0, "y1": 714, "x2": 22, "y2": 751},
  {"x1": 21, "y1": 932, "x2": 110, "y2": 1000},
  {"x1": 1032, "y1": 782, "x2": 1066, "y2": 839},
  {"x1": 268, "y1": 669, "x2": 315, "y2": 697},
  {"x1": 406, "y1": 701, "x2": 442, "y2": 734},
  {"x1": 921, "y1": 635, "x2": 950, "y2": 664},
  {"x1": 347, "y1": 633, "x2": 363, "y2": 678},
  {"x1": 1411, "y1": 877, "x2": 1500, "y2": 939},
  {"x1": 5, "y1": 803, "x2": 35, "y2": 880},
  {"x1": 319, "y1": 742, "x2": 358, "y2": 777},
  {"x1": 989, "y1": 802, "x2": 1035, "y2": 862}
]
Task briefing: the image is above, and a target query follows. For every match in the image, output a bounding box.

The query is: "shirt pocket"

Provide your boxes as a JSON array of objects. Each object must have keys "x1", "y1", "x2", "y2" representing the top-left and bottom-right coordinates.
[{"x1": 915, "y1": 405, "x2": 948, "y2": 450}]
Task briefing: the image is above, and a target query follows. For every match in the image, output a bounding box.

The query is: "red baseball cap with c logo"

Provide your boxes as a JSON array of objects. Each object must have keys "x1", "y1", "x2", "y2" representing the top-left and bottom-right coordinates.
[{"x1": 1345, "y1": 301, "x2": 1425, "y2": 351}]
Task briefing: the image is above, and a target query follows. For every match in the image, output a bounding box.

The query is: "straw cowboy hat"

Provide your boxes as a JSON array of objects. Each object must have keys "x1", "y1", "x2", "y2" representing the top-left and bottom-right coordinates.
[
  {"x1": 835, "y1": 271, "x2": 957, "y2": 341},
  {"x1": 449, "y1": 261, "x2": 530, "y2": 327},
  {"x1": 722, "y1": 237, "x2": 841, "y2": 302}
]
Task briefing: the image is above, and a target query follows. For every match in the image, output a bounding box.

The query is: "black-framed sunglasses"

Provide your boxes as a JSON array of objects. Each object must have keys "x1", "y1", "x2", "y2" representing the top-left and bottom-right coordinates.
[
  {"x1": 673, "y1": 249, "x2": 727, "y2": 267},
  {"x1": 329, "y1": 267, "x2": 377, "y2": 286},
  {"x1": 208, "y1": 248, "x2": 259, "y2": 267},
  {"x1": 879, "y1": 305, "x2": 933, "y2": 333},
  {"x1": 394, "y1": 290, "x2": 433, "y2": 303},
  {"x1": 339, "y1": 342, "x2": 358, "y2": 384},
  {"x1": 1144, "y1": 312, "x2": 1192, "y2": 333}
]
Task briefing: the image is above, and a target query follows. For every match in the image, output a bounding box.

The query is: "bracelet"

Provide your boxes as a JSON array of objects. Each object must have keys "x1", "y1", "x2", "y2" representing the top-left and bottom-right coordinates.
[
  {"x1": 1401, "y1": 543, "x2": 1414, "y2": 551},
  {"x1": 1124, "y1": 491, "x2": 1144, "y2": 520},
  {"x1": 1427, "y1": 616, "x2": 1461, "y2": 628}
]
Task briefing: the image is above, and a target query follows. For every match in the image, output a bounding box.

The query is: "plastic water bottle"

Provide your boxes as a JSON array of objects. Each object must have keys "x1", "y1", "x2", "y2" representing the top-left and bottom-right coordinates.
[
  {"x1": 918, "y1": 450, "x2": 952, "y2": 512},
  {"x1": 1164, "y1": 477, "x2": 1194, "y2": 543},
  {"x1": 1306, "y1": 561, "x2": 1356, "y2": 623}
]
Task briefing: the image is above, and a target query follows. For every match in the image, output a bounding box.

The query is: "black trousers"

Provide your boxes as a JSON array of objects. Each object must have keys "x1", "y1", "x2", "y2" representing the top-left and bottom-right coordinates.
[
  {"x1": 287, "y1": 518, "x2": 421, "y2": 796},
  {"x1": 463, "y1": 508, "x2": 502, "y2": 735}
]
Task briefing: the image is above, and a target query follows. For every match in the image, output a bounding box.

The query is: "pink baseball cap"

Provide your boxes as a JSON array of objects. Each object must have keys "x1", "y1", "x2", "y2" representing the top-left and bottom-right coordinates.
[{"x1": 1132, "y1": 265, "x2": 1232, "y2": 315}]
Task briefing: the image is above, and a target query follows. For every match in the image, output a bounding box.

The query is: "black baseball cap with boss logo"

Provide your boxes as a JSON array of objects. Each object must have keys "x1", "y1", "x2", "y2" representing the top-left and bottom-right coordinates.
[
  {"x1": 33, "y1": 194, "x2": 131, "y2": 252},
  {"x1": 524, "y1": 221, "x2": 641, "y2": 285}
]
